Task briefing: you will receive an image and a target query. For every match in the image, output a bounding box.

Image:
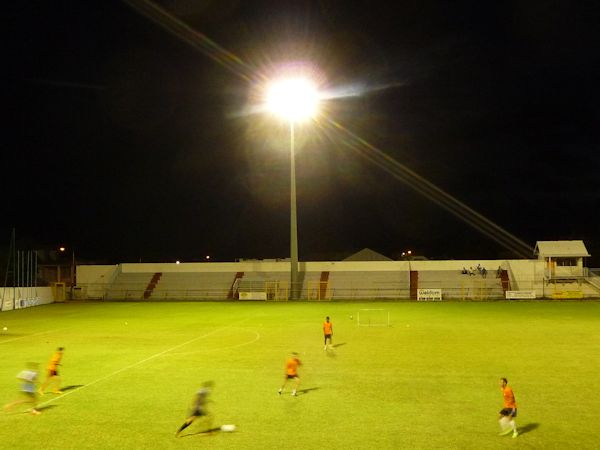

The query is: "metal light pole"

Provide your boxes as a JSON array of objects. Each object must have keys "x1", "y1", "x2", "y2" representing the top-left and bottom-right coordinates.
[
  {"x1": 70, "y1": 249, "x2": 75, "y2": 300},
  {"x1": 60, "y1": 246, "x2": 76, "y2": 300},
  {"x1": 265, "y1": 74, "x2": 319, "y2": 300},
  {"x1": 289, "y1": 121, "x2": 299, "y2": 299}
]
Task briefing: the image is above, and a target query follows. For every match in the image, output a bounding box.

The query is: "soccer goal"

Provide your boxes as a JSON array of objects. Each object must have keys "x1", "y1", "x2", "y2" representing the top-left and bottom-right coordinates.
[{"x1": 357, "y1": 309, "x2": 390, "y2": 327}]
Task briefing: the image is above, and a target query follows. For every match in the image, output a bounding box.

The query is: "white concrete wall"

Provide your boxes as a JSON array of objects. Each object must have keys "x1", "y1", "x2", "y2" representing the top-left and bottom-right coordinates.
[
  {"x1": 0, "y1": 287, "x2": 54, "y2": 310},
  {"x1": 78, "y1": 265, "x2": 119, "y2": 283},
  {"x1": 121, "y1": 262, "x2": 289, "y2": 273},
  {"x1": 505, "y1": 259, "x2": 541, "y2": 291},
  {"x1": 408, "y1": 260, "x2": 500, "y2": 271},
  {"x1": 76, "y1": 265, "x2": 119, "y2": 299},
  {"x1": 118, "y1": 260, "x2": 412, "y2": 273},
  {"x1": 304, "y1": 261, "x2": 409, "y2": 272}
]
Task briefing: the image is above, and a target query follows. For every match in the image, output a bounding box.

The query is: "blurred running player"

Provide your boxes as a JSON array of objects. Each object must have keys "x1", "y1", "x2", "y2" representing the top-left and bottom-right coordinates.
[
  {"x1": 278, "y1": 352, "x2": 301, "y2": 396},
  {"x1": 39, "y1": 347, "x2": 64, "y2": 395},
  {"x1": 175, "y1": 381, "x2": 214, "y2": 437},
  {"x1": 3, "y1": 362, "x2": 41, "y2": 415}
]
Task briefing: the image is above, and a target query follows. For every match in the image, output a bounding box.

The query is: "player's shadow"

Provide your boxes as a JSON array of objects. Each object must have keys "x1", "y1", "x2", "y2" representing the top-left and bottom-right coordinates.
[
  {"x1": 518, "y1": 423, "x2": 540, "y2": 435},
  {"x1": 296, "y1": 387, "x2": 319, "y2": 396},
  {"x1": 332, "y1": 343, "x2": 346, "y2": 348},
  {"x1": 60, "y1": 385, "x2": 84, "y2": 392},
  {"x1": 36, "y1": 405, "x2": 58, "y2": 412},
  {"x1": 182, "y1": 427, "x2": 224, "y2": 437},
  {"x1": 3, "y1": 405, "x2": 57, "y2": 415}
]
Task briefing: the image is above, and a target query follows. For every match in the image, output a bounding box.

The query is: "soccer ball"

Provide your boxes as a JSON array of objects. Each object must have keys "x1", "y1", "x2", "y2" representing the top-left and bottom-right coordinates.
[
  {"x1": 221, "y1": 424, "x2": 236, "y2": 432},
  {"x1": 2, "y1": 327, "x2": 7, "y2": 331},
  {"x1": 349, "y1": 315, "x2": 353, "y2": 320}
]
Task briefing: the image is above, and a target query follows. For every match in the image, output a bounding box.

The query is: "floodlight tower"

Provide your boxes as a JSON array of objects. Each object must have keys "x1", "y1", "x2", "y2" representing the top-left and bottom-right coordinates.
[
  {"x1": 266, "y1": 76, "x2": 319, "y2": 299},
  {"x1": 59, "y1": 246, "x2": 76, "y2": 299}
]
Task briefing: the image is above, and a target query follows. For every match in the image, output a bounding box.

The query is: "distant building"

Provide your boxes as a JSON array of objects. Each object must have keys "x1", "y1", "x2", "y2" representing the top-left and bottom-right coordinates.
[
  {"x1": 343, "y1": 248, "x2": 392, "y2": 262},
  {"x1": 534, "y1": 240, "x2": 590, "y2": 280}
]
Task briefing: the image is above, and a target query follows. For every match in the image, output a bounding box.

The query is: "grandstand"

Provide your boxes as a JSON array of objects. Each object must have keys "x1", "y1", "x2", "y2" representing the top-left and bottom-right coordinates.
[
  {"x1": 8, "y1": 240, "x2": 589, "y2": 307},
  {"x1": 151, "y1": 272, "x2": 235, "y2": 300},
  {"x1": 416, "y1": 269, "x2": 504, "y2": 300},
  {"x1": 326, "y1": 270, "x2": 409, "y2": 299},
  {"x1": 102, "y1": 272, "x2": 153, "y2": 300},
  {"x1": 65, "y1": 242, "x2": 599, "y2": 303}
]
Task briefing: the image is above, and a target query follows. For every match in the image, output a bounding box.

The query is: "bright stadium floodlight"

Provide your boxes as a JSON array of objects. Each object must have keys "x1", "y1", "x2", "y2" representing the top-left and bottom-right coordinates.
[
  {"x1": 264, "y1": 73, "x2": 320, "y2": 300},
  {"x1": 266, "y1": 77, "x2": 319, "y2": 122}
]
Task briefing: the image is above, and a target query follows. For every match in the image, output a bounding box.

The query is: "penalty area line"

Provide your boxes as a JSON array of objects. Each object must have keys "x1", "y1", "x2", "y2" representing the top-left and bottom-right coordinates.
[{"x1": 38, "y1": 318, "x2": 251, "y2": 408}]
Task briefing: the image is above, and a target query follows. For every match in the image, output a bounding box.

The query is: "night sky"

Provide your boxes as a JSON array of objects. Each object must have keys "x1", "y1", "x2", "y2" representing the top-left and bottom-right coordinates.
[{"x1": 3, "y1": 1, "x2": 599, "y2": 265}]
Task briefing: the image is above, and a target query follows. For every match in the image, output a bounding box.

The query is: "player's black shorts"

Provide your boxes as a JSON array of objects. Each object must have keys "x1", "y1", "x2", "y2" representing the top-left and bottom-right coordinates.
[
  {"x1": 286, "y1": 374, "x2": 298, "y2": 379},
  {"x1": 48, "y1": 369, "x2": 58, "y2": 377},
  {"x1": 190, "y1": 408, "x2": 207, "y2": 417},
  {"x1": 499, "y1": 408, "x2": 517, "y2": 417},
  {"x1": 324, "y1": 334, "x2": 332, "y2": 340}
]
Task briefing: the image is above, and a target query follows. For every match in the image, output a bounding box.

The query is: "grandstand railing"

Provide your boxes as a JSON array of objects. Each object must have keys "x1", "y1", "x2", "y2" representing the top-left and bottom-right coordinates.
[
  {"x1": 585, "y1": 270, "x2": 600, "y2": 291},
  {"x1": 79, "y1": 282, "x2": 513, "y2": 301}
]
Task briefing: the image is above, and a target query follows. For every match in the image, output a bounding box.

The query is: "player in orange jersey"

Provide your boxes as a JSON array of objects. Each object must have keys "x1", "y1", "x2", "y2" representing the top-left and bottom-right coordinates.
[
  {"x1": 39, "y1": 347, "x2": 64, "y2": 395},
  {"x1": 498, "y1": 377, "x2": 518, "y2": 438},
  {"x1": 278, "y1": 352, "x2": 301, "y2": 396},
  {"x1": 323, "y1": 316, "x2": 333, "y2": 350}
]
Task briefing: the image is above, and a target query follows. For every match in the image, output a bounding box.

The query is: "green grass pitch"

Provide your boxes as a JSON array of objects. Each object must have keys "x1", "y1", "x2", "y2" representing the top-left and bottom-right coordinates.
[{"x1": 1, "y1": 301, "x2": 599, "y2": 449}]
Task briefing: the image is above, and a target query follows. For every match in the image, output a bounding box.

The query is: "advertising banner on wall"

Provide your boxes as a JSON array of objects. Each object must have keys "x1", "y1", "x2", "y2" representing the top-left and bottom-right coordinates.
[
  {"x1": 417, "y1": 288, "x2": 442, "y2": 301},
  {"x1": 0, "y1": 288, "x2": 54, "y2": 311},
  {"x1": 505, "y1": 290, "x2": 536, "y2": 299},
  {"x1": 238, "y1": 291, "x2": 267, "y2": 300}
]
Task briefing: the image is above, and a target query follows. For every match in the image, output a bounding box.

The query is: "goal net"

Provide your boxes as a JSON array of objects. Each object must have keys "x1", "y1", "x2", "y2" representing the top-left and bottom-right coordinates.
[{"x1": 357, "y1": 309, "x2": 390, "y2": 327}]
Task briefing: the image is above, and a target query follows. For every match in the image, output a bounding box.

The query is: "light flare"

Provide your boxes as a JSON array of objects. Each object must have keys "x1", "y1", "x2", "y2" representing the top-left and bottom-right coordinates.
[{"x1": 122, "y1": 0, "x2": 533, "y2": 257}]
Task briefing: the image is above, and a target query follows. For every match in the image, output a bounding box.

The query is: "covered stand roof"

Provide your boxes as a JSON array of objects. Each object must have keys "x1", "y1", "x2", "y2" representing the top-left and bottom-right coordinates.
[{"x1": 534, "y1": 240, "x2": 590, "y2": 259}]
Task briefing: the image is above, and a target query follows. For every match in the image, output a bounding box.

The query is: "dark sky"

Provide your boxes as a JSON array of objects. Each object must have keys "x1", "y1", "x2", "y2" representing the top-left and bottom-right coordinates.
[{"x1": 3, "y1": 0, "x2": 599, "y2": 265}]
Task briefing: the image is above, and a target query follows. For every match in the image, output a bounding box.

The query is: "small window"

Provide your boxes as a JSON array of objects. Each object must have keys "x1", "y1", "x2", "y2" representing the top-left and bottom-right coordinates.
[{"x1": 556, "y1": 258, "x2": 577, "y2": 267}]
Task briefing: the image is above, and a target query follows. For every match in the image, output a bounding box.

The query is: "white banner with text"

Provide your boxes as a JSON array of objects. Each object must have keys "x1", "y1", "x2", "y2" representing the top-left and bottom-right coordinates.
[
  {"x1": 417, "y1": 288, "x2": 442, "y2": 301},
  {"x1": 505, "y1": 290, "x2": 536, "y2": 299}
]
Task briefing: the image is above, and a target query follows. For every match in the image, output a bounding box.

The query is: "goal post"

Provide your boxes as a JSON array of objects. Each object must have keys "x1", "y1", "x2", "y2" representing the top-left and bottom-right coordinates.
[{"x1": 357, "y1": 309, "x2": 390, "y2": 327}]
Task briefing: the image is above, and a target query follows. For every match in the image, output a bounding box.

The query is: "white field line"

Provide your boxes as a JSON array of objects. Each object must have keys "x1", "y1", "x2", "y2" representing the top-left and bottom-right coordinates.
[
  {"x1": 38, "y1": 320, "x2": 251, "y2": 408},
  {"x1": 168, "y1": 328, "x2": 261, "y2": 356},
  {"x1": 0, "y1": 329, "x2": 65, "y2": 345}
]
